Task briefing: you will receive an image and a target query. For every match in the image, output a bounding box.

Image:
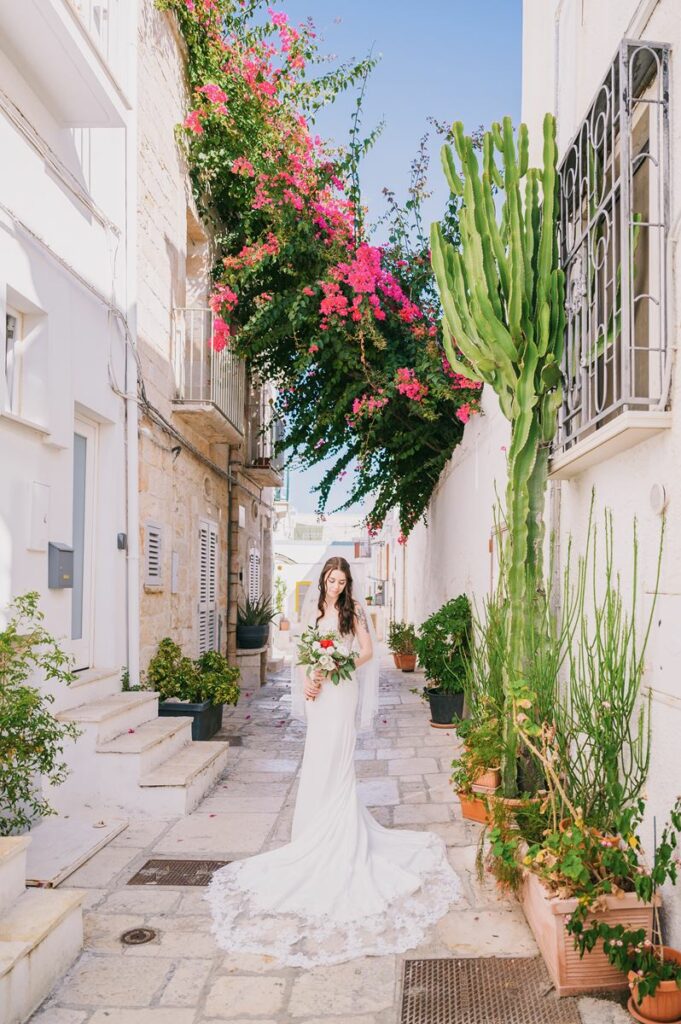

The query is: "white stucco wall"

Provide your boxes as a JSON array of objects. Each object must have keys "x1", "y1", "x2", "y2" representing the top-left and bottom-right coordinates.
[
  {"x1": 398, "y1": 0, "x2": 681, "y2": 940},
  {"x1": 0, "y1": 10, "x2": 133, "y2": 702}
]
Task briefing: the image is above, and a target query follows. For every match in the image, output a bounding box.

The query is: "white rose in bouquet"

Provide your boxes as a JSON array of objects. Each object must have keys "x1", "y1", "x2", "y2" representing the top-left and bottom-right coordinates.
[{"x1": 319, "y1": 654, "x2": 336, "y2": 672}]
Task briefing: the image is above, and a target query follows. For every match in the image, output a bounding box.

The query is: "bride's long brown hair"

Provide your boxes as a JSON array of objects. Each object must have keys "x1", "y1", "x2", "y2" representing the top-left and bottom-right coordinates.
[{"x1": 316, "y1": 556, "x2": 357, "y2": 636}]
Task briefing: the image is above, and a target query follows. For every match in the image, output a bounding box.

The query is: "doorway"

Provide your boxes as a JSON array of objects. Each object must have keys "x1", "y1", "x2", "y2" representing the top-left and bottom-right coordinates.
[{"x1": 71, "y1": 417, "x2": 97, "y2": 669}]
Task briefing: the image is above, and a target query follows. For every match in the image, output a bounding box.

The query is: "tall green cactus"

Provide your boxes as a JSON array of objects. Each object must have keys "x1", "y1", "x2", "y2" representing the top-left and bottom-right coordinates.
[{"x1": 431, "y1": 114, "x2": 565, "y2": 796}]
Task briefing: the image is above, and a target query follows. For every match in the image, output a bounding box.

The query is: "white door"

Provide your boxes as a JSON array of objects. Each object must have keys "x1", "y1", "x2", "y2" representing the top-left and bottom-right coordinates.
[
  {"x1": 198, "y1": 520, "x2": 218, "y2": 654},
  {"x1": 71, "y1": 417, "x2": 97, "y2": 669}
]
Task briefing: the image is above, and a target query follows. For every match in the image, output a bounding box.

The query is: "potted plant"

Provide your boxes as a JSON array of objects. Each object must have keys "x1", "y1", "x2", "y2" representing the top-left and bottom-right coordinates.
[
  {"x1": 149, "y1": 638, "x2": 240, "y2": 740},
  {"x1": 566, "y1": 798, "x2": 681, "y2": 1021},
  {"x1": 451, "y1": 710, "x2": 504, "y2": 822},
  {"x1": 237, "y1": 595, "x2": 276, "y2": 649},
  {"x1": 0, "y1": 593, "x2": 80, "y2": 835},
  {"x1": 388, "y1": 620, "x2": 405, "y2": 668},
  {"x1": 274, "y1": 576, "x2": 289, "y2": 631},
  {"x1": 414, "y1": 595, "x2": 470, "y2": 726},
  {"x1": 398, "y1": 624, "x2": 417, "y2": 672},
  {"x1": 387, "y1": 620, "x2": 417, "y2": 670}
]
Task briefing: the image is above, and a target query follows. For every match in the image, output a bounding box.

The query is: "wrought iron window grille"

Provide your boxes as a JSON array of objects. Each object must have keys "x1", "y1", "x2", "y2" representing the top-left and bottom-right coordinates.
[{"x1": 556, "y1": 39, "x2": 671, "y2": 455}]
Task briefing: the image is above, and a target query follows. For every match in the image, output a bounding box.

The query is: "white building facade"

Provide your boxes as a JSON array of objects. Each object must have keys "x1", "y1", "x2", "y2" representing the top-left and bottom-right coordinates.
[
  {"x1": 0, "y1": 1, "x2": 139, "y2": 700},
  {"x1": 394, "y1": 0, "x2": 681, "y2": 938}
]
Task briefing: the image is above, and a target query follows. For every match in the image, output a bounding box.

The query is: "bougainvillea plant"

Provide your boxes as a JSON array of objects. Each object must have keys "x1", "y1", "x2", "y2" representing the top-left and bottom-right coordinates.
[{"x1": 157, "y1": 0, "x2": 480, "y2": 534}]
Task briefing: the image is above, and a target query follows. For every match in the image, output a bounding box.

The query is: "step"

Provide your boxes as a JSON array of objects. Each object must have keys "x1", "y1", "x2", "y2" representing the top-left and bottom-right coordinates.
[
  {"x1": 55, "y1": 666, "x2": 121, "y2": 714},
  {"x1": 0, "y1": 888, "x2": 84, "y2": 1024},
  {"x1": 26, "y1": 815, "x2": 127, "y2": 888},
  {"x1": 139, "y1": 741, "x2": 229, "y2": 817},
  {"x1": 0, "y1": 838, "x2": 31, "y2": 918},
  {"x1": 97, "y1": 716, "x2": 194, "y2": 776},
  {"x1": 57, "y1": 690, "x2": 160, "y2": 744}
]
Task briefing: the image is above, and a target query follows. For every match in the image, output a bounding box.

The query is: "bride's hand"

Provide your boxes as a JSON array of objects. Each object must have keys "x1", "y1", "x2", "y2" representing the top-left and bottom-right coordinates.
[{"x1": 304, "y1": 677, "x2": 322, "y2": 700}]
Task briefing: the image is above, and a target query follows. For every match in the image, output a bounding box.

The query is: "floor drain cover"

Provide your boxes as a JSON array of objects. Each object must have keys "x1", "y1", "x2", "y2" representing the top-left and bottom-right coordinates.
[
  {"x1": 127, "y1": 859, "x2": 229, "y2": 886},
  {"x1": 121, "y1": 927, "x2": 157, "y2": 946},
  {"x1": 400, "y1": 958, "x2": 581, "y2": 1024}
]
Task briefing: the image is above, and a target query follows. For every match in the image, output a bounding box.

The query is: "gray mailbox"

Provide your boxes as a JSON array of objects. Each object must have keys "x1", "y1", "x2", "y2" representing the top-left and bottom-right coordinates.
[{"x1": 48, "y1": 542, "x2": 74, "y2": 589}]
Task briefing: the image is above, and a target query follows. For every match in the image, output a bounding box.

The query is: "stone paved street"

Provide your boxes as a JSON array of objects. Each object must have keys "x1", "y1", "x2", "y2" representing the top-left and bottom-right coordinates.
[{"x1": 31, "y1": 662, "x2": 627, "y2": 1023}]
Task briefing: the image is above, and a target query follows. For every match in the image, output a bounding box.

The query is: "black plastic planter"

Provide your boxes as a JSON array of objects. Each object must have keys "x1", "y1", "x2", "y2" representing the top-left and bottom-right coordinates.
[
  {"x1": 236, "y1": 624, "x2": 270, "y2": 650},
  {"x1": 158, "y1": 699, "x2": 223, "y2": 740},
  {"x1": 426, "y1": 689, "x2": 464, "y2": 726}
]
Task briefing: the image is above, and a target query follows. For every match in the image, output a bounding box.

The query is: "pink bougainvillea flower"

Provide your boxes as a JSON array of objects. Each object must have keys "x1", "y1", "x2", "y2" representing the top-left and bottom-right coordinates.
[
  {"x1": 209, "y1": 285, "x2": 238, "y2": 315},
  {"x1": 456, "y1": 403, "x2": 471, "y2": 424},
  {"x1": 268, "y1": 7, "x2": 288, "y2": 27},
  {"x1": 231, "y1": 157, "x2": 256, "y2": 177},
  {"x1": 211, "y1": 316, "x2": 231, "y2": 352},
  {"x1": 397, "y1": 533, "x2": 407, "y2": 546},
  {"x1": 183, "y1": 110, "x2": 203, "y2": 134},
  {"x1": 198, "y1": 82, "x2": 229, "y2": 105},
  {"x1": 302, "y1": 286, "x2": 315, "y2": 297},
  {"x1": 395, "y1": 367, "x2": 429, "y2": 402},
  {"x1": 308, "y1": 343, "x2": 319, "y2": 354}
]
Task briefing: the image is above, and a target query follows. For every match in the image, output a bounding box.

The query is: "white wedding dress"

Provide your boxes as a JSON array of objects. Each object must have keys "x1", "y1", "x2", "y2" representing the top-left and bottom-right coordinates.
[{"x1": 207, "y1": 609, "x2": 462, "y2": 967}]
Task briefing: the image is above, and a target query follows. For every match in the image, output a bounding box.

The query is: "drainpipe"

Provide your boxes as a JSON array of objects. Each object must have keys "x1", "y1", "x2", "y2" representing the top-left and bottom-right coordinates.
[{"x1": 124, "y1": 2, "x2": 140, "y2": 685}]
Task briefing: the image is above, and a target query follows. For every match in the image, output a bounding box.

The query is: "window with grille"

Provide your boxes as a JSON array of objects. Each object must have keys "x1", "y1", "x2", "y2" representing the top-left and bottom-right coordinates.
[
  {"x1": 247, "y1": 548, "x2": 261, "y2": 603},
  {"x1": 556, "y1": 41, "x2": 670, "y2": 454},
  {"x1": 198, "y1": 520, "x2": 218, "y2": 654},
  {"x1": 144, "y1": 522, "x2": 163, "y2": 587}
]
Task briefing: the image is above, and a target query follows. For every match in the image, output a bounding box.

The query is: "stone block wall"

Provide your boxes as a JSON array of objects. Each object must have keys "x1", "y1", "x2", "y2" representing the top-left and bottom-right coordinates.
[{"x1": 136, "y1": 1, "x2": 229, "y2": 671}]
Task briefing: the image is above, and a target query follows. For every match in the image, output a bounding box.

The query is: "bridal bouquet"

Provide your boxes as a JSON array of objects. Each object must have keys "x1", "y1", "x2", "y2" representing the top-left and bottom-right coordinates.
[{"x1": 297, "y1": 627, "x2": 357, "y2": 686}]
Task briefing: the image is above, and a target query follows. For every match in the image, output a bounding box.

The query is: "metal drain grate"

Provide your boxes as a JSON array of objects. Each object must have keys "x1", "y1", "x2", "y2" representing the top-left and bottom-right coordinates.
[
  {"x1": 121, "y1": 927, "x2": 157, "y2": 946},
  {"x1": 401, "y1": 958, "x2": 581, "y2": 1024},
  {"x1": 127, "y1": 859, "x2": 229, "y2": 886}
]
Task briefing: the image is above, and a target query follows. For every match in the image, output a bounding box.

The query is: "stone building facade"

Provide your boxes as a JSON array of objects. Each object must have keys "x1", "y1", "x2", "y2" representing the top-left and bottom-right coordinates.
[{"x1": 136, "y1": 1, "x2": 279, "y2": 673}]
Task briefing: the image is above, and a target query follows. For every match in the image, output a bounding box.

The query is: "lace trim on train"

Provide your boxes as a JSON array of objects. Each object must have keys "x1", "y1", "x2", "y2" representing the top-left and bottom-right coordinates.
[{"x1": 206, "y1": 833, "x2": 461, "y2": 968}]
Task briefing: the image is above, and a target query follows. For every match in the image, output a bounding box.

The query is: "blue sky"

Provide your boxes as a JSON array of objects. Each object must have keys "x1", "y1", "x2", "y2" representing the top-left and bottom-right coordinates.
[{"x1": 282, "y1": 0, "x2": 522, "y2": 513}]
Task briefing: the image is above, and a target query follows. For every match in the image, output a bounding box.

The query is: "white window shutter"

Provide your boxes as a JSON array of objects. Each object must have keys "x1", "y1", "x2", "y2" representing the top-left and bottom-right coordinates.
[
  {"x1": 144, "y1": 522, "x2": 163, "y2": 586},
  {"x1": 248, "y1": 549, "x2": 261, "y2": 603},
  {"x1": 198, "y1": 520, "x2": 219, "y2": 654}
]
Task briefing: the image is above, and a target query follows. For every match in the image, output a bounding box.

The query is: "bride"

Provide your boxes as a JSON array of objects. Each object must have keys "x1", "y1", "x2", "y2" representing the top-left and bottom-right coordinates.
[{"x1": 207, "y1": 555, "x2": 461, "y2": 967}]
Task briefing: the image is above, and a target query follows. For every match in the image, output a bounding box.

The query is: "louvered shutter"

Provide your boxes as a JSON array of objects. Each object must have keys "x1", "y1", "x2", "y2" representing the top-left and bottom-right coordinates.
[
  {"x1": 198, "y1": 520, "x2": 219, "y2": 654},
  {"x1": 144, "y1": 522, "x2": 163, "y2": 587},
  {"x1": 248, "y1": 549, "x2": 261, "y2": 603}
]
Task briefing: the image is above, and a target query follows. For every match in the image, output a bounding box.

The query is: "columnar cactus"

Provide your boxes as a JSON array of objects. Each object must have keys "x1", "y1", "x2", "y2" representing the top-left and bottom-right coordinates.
[{"x1": 431, "y1": 114, "x2": 565, "y2": 796}]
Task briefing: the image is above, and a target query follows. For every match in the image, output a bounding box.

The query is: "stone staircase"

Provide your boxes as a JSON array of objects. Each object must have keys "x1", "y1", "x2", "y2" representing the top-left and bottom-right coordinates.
[
  {"x1": 52, "y1": 670, "x2": 229, "y2": 818},
  {"x1": 0, "y1": 837, "x2": 84, "y2": 1024}
]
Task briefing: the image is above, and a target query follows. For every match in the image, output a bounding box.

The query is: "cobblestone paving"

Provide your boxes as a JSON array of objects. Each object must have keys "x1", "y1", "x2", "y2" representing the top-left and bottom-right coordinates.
[{"x1": 31, "y1": 662, "x2": 625, "y2": 1023}]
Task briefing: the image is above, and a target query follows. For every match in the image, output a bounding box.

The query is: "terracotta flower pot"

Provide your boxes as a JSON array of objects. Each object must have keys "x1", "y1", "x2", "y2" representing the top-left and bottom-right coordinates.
[
  {"x1": 392, "y1": 653, "x2": 403, "y2": 669},
  {"x1": 520, "y1": 870, "x2": 657, "y2": 997},
  {"x1": 400, "y1": 653, "x2": 417, "y2": 672},
  {"x1": 471, "y1": 766, "x2": 501, "y2": 793},
  {"x1": 628, "y1": 947, "x2": 681, "y2": 1023},
  {"x1": 279, "y1": 618, "x2": 290, "y2": 632},
  {"x1": 457, "y1": 791, "x2": 489, "y2": 824}
]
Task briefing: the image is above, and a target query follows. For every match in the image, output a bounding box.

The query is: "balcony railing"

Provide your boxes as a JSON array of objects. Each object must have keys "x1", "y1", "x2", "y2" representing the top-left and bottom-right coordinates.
[
  {"x1": 172, "y1": 308, "x2": 245, "y2": 443},
  {"x1": 245, "y1": 385, "x2": 284, "y2": 486},
  {"x1": 71, "y1": 0, "x2": 127, "y2": 88}
]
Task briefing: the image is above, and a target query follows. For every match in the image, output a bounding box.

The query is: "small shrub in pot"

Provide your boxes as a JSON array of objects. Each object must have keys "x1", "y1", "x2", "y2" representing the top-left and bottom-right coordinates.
[
  {"x1": 237, "y1": 596, "x2": 276, "y2": 649},
  {"x1": 148, "y1": 638, "x2": 240, "y2": 740},
  {"x1": 414, "y1": 595, "x2": 471, "y2": 724}
]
